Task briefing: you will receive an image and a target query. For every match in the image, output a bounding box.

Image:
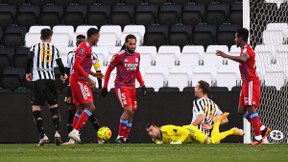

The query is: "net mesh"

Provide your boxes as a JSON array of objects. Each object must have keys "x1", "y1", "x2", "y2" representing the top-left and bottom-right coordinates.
[{"x1": 249, "y1": 0, "x2": 288, "y2": 143}]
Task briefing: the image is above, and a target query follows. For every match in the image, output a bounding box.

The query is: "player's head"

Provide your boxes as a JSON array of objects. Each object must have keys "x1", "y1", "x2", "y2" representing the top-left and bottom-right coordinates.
[
  {"x1": 87, "y1": 28, "x2": 100, "y2": 46},
  {"x1": 40, "y1": 28, "x2": 53, "y2": 42},
  {"x1": 146, "y1": 122, "x2": 160, "y2": 139},
  {"x1": 235, "y1": 28, "x2": 249, "y2": 47},
  {"x1": 195, "y1": 80, "x2": 210, "y2": 97},
  {"x1": 121, "y1": 34, "x2": 137, "y2": 54},
  {"x1": 76, "y1": 35, "x2": 85, "y2": 47}
]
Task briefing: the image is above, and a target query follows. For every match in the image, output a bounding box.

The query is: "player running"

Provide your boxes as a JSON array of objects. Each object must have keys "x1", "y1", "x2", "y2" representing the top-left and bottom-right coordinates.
[
  {"x1": 147, "y1": 113, "x2": 244, "y2": 144},
  {"x1": 68, "y1": 28, "x2": 104, "y2": 143},
  {"x1": 64, "y1": 34, "x2": 103, "y2": 144},
  {"x1": 191, "y1": 80, "x2": 228, "y2": 136},
  {"x1": 216, "y1": 28, "x2": 270, "y2": 145},
  {"x1": 101, "y1": 34, "x2": 147, "y2": 143}
]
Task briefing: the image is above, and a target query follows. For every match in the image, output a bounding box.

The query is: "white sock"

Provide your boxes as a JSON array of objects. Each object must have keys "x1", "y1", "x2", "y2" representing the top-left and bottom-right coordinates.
[
  {"x1": 255, "y1": 135, "x2": 262, "y2": 141},
  {"x1": 117, "y1": 135, "x2": 123, "y2": 139},
  {"x1": 73, "y1": 129, "x2": 79, "y2": 134},
  {"x1": 260, "y1": 125, "x2": 265, "y2": 131}
]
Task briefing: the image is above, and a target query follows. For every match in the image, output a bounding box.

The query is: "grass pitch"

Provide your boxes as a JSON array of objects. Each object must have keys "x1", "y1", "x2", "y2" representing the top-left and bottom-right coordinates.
[{"x1": 1, "y1": 143, "x2": 287, "y2": 162}]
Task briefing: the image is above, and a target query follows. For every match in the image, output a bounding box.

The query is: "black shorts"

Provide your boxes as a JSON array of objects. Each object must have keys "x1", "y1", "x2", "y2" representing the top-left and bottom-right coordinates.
[
  {"x1": 64, "y1": 85, "x2": 73, "y2": 105},
  {"x1": 31, "y1": 79, "x2": 58, "y2": 106}
]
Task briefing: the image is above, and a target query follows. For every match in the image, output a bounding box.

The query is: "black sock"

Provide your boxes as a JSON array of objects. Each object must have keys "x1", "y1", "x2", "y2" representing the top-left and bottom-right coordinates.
[
  {"x1": 88, "y1": 114, "x2": 100, "y2": 131},
  {"x1": 67, "y1": 109, "x2": 74, "y2": 133},
  {"x1": 32, "y1": 110, "x2": 45, "y2": 138},
  {"x1": 50, "y1": 108, "x2": 60, "y2": 132}
]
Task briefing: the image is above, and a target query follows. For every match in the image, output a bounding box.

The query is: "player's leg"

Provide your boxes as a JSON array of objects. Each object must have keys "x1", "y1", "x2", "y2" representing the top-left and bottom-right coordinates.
[
  {"x1": 31, "y1": 80, "x2": 48, "y2": 146},
  {"x1": 64, "y1": 86, "x2": 76, "y2": 133},
  {"x1": 115, "y1": 88, "x2": 133, "y2": 143},
  {"x1": 124, "y1": 89, "x2": 137, "y2": 142},
  {"x1": 88, "y1": 114, "x2": 100, "y2": 132},
  {"x1": 209, "y1": 113, "x2": 244, "y2": 144},
  {"x1": 183, "y1": 125, "x2": 209, "y2": 144},
  {"x1": 46, "y1": 80, "x2": 62, "y2": 145}
]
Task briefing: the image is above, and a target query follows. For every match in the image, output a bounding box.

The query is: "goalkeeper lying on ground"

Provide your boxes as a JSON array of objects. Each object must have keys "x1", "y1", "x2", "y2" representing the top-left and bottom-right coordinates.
[{"x1": 146, "y1": 112, "x2": 244, "y2": 144}]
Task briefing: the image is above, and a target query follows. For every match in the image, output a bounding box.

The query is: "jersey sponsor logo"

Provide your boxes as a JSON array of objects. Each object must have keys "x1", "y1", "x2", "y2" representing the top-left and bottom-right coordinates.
[
  {"x1": 124, "y1": 63, "x2": 138, "y2": 71},
  {"x1": 135, "y1": 58, "x2": 139, "y2": 62},
  {"x1": 242, "y1": 48, "x2": 247, "y2": 55},
  {"x1": 124, "y1": 58, "x2": 128, "y2": 62},
  {"x1": 80, "y1": 48, "x2": 85, "y2": 54}
]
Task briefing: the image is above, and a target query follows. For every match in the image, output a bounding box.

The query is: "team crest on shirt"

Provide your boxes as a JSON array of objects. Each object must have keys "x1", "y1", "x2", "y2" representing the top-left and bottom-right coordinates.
[
  {"x1": 135, "y1": 58, "x2": 139, "y2": 62},
  {"x1": 80, "y1": 48, "x2": 85, "y2": 54}
]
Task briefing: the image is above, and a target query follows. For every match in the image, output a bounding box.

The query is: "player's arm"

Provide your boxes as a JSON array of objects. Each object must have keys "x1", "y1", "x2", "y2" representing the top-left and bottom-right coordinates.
[
  {"x1": 25, "y1": 51, "x2": 34, "y2": 81},
  {"x1": 56, "y1": 58, "x2": 68, "y2": 83},
  {"x1": 191, "y1": 100, "x2": 205, "y2": 126},
  {"x1": 136, "y1": 67, "x2": 147, "y2": 96},
  {"x1": 170, "y1": 126, "x2": 190, "y2": 144},
  {"x1": 152, "y1": 138, "x2": 163, "y2": 144},
  {"x1": 101, "y1": 54, "x2": 119, "y2": 97},
  {"x1": 216, "y1": 50, "x2": 250, "y2": 63}
]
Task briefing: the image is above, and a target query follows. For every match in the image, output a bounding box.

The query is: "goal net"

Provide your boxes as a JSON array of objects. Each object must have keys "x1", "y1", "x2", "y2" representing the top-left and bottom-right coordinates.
[{"x1": 243, "y1": 0, "x2": 288, "y2": 143}]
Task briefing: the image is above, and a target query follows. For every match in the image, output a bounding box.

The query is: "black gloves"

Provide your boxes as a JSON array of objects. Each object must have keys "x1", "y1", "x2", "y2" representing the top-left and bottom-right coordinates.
[
  {"x1": 101, "y1": 88, "x2": 108, "y2": 97},
  {"x1": 142, "y1": 86, "x2": 147, "y2": 96}
]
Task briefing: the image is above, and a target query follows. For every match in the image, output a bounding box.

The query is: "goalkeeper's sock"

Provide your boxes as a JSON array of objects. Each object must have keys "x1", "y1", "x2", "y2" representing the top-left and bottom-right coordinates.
[
  {"x1": 73, "y1": 114, "x2": 80, "y2": 129},
  {"x1": 124, "y1": 122, "x2": 132, "y2": 139},
  {"x1": 250, "y1": 112, "x2": 262, "y2": 140},
  {"x1": 118, "y1": 119, "x2": 128, "y2": 137},
  {"x1": 75, "y1": 110, "x2": 91, "y2": 131},
  {"x1": 211, "y1": 129, "x2": 234, "y2": 144},
  {"x1": 88, "y1": 114, "x2": 100, "y2": 131},
  {"x1": 211, "y1": 120, "x2": 221, "y2": 136}
]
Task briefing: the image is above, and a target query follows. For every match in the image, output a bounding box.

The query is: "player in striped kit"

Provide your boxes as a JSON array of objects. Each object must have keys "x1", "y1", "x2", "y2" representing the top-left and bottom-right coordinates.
[
  {"x1": 216, "y1": 28, "x2": 271, "y2": 145},
  {"x1": 26, "y1": 28, "x2": 68, "y2": 146},
  {"x1": 101, "y1": 34, "x2": 147, "y2": 143},
  {"x1": 64, "y1": 35, "x2": 103, "y2": 144},
  {"x1": 191, "y1": 80, "x2": 228, "y2": 136},
  {"x1": 68, "y1": 28, "x2": 104, "y2": 143}
]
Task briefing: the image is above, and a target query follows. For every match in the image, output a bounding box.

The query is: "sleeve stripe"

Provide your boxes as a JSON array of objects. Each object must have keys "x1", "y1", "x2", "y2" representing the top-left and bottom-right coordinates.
[{"x1": 76, "y1": 55, "x2": 84, "y2": 60}]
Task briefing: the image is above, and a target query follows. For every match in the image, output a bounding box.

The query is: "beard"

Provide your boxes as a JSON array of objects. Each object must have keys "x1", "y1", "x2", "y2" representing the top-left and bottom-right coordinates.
[{"x1": 126, "y1": 47, "x2": 134, "y2": 54}]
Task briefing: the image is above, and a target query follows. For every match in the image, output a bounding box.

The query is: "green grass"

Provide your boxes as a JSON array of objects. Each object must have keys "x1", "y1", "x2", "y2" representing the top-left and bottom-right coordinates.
[{"x1": 0, "y1": 143, "x2": 288, "y2": 162}]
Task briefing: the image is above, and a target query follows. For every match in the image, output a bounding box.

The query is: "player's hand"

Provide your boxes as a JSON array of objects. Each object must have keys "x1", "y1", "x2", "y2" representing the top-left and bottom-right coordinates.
[
  {"x1": 91, "y1": 72, "x2": 104, "y2": 79},
  {"x1": 26, "y1": 73, "x2": 32, "y2": 81},
  {"x1": 101, "y1": 88, "x2": 108, "y2": 97},
  {"x1": 142, "y1": 86, "x2": 147, "y2": 96},
  {"x1": 87, "y1": 78, "x2": 96, "y2": 90},
  {"x1": 61, "y1": 73, "x2": 68, "y2": 83},
  {"x1": 216, "y1": 50, "x2": 227, "y2": 58},
  {"x1": 170, "y1": 140, "x2": 182, "y2": 144},
  {"x1": 202, "y1": 122, "x2": 213, "y2": 131}
]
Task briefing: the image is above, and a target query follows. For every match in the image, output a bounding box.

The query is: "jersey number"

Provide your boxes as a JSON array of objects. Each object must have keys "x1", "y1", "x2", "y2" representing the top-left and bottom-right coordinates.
[
  {"x1": 40, "y1": 49, "x2": 52, "y2": 63},
  {"x1": 203, "y1": 106, "x2": 216, "y2": 119}
]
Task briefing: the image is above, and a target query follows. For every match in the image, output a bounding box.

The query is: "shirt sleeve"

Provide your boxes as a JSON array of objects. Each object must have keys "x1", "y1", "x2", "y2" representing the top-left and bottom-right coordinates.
[
  {"x1": 214, "y1": 103, "x2": 223, "y2": 116},
  {"x1": 195, "y1": 99, "x2": 204, "y2": 114},
  {"x1": 66, "y1": 52, "x2": 73, "y2": 68},
  {"x1": 110, "y1": 53, "x2": 121, "y2": 67},
  {"x1": 73, "y1": 45, "x2": 88, "y2": 77}
]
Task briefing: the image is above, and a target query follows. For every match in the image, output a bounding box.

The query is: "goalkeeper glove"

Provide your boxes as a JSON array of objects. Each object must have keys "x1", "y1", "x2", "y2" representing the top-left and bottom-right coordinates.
[
  {"x1": 170, "y1": 140, "x2": 182, "y2": 144},
  {"x1": 142, "y1": 86, "x2": 147, "y2": 96},
  {"x1": 101, "y1": 88, "x2": 108, "y2": 97}
]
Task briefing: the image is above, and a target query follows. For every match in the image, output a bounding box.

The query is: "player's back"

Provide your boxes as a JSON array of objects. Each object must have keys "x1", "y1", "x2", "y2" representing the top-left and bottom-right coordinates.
[
  {"x1": 31, "y1": 42, "x2": 60, "y2": 81},
  {"x1": 239, "y1": 44, "x2": 258, "y2": 82}
]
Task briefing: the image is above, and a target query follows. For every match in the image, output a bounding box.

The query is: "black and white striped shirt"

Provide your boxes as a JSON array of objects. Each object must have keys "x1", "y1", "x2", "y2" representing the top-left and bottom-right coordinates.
[
  {"x1": 191, "y1": 97, "x2": 223, "y2": 136},
  {"x1": 30, "y1": 42, "x2": 60, "y2": 81}
]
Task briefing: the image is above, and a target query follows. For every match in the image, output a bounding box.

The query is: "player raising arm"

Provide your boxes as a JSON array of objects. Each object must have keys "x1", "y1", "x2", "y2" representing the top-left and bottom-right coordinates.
[
  {"x1": 146, "y1": 113, "x2": 244, "y2": 144},
  {"x1": 216, "y1": 28, "x2": 270, "y2": 145},
  {"x1": 101, "y1": 34, "x2": 147, "y2": 143}
]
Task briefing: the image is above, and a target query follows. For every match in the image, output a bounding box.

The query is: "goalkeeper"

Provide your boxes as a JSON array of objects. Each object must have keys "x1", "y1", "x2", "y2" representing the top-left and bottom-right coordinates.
[{"x1": 146, "y1": 112, "x2": 244, "y2": 144}]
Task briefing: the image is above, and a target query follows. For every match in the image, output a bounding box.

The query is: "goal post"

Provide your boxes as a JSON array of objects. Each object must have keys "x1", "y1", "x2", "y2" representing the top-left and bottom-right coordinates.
[{"x1": 243, "y1": 0, "x2": 288, "y2": 144}]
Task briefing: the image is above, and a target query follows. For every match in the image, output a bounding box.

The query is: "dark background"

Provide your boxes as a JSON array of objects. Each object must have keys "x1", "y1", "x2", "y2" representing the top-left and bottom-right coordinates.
[{"x1": 0, "y1": 91, "x2": 243, "y2": 143}]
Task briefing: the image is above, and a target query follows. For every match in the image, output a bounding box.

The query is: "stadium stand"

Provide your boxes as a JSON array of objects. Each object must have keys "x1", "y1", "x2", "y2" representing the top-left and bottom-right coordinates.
[
  {"x1": 0, "y1": 5, "x2": 17, "y2": 29},
  {"x1": 87, "y1": 5, "x2": 110, "y2": 28},
  {"x1": 40, "y1": 5, "x2": 63, "y2": 28}
]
